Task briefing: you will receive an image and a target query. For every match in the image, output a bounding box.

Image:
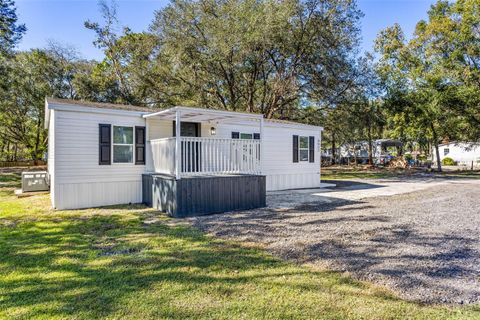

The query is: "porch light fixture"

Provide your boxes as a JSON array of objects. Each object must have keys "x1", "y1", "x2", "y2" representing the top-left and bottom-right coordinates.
[{"x1": 210, "y1": 126, "x2": 216, "y2": 136}]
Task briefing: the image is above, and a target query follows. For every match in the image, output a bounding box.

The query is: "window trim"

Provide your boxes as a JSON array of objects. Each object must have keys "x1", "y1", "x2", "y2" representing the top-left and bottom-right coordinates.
[
  {"x1": 112, "y1": 125, "x2": 135, "y2": 164},
  {"x1": 299, "y1": 136, "x2": 310, "y2": 162}
]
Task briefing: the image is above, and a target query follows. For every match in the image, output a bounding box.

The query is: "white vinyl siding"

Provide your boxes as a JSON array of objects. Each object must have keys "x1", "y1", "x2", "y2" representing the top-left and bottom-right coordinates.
[
  {"x1": 53, "y1": 109, "x2": 146, "y2": 209},
  {"x1": 214, "y1": 121, "x2": 321, "y2": 191}
]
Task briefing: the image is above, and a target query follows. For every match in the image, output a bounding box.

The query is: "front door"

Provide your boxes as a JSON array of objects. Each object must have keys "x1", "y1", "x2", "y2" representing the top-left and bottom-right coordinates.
[
  {"x1": 173, "y1": 122, "x2": 201, "y2": 173},
  {"x1": 172, "y1": 122, "x2": 200, "y2": 137}
]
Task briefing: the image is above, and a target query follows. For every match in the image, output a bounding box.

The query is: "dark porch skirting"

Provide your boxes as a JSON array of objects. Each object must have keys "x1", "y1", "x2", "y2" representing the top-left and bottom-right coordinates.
[{"x1": 142, "y1": 173, "x2": 266, "y2": 217}]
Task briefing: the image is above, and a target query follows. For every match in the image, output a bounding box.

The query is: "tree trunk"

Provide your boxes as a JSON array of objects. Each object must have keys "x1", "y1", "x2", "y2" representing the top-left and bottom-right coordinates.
[
  {"x1": 331, "y1": 132, "x2": 336, "y2": 165},
  {"x1": 353, "y1": 144, "x2": 357, "y2": 166},
  {"x1": 367, "y1": 125, "x2": 373, "y2": 165},
  {"x1": 434, "y1": 143, "x2": 442, "y2": 172},
  {"x1": 431, "y1": 123, "x2": 442, "y2": 172}
]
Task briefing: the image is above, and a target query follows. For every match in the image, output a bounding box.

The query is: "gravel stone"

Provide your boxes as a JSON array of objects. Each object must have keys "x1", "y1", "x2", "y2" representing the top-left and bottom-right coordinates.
[{"x1": 188, "y1": 178, "x2": 480, "y2": 305}]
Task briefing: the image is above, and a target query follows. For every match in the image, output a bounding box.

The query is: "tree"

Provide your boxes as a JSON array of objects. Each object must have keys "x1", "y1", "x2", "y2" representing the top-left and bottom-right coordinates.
[
  {"x1": 375, "y1": 23, "x2": 446, "y2": 171},
  {"x1": 0, "y1": 0, "x2": 25, "y2": 56},
  {"x1": 84, "y1": 0, "x2": 135, "y2": 104},
  {"x1": 150, "y1": 0, "x2": 363, "y2": 116},
  {"x1": 0, "y1": 50, "x2": 53, "y2": 161},
  {"x1": 44, "y1": 41, "x2": 84, "y2": 100},
  {"x1": 413, "y1": 0, "x2": 480, "y2": 141},
  {"x1": 376, "y1": 1, "x2": 480, "y2": 171},
  {"x1": 306, "y1": 54, "x2": 384, "y2": 166},
  {"x1": 0, "y1": 45, "x2": 90, "y2": 161},
  {"x1": 0, "y1": 0, "x2": 26, "y2": 160},
  {"x1": 84, "y1": 0, "x2": 160, "y2": 106}
]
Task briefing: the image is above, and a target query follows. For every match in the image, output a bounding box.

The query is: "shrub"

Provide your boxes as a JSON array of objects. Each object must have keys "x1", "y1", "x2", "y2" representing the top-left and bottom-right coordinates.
[{"x1": 442, "y1": 157, "x2": 456, "y2": 166}]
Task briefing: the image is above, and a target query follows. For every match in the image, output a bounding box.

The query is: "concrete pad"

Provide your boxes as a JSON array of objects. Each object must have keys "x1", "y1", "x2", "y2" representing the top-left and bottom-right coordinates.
[
  {"x1": 15, "y1": 189, "x2": 49, "y2": 198},
  {"x1": 266, "y1": 178, "x2": 480, "y2": 209}
]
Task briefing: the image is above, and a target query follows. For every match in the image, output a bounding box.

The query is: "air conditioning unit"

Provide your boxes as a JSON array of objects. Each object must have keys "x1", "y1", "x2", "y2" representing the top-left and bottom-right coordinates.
[{"x1": 21, "y1": 171, "x2": 49, "y2": 192}]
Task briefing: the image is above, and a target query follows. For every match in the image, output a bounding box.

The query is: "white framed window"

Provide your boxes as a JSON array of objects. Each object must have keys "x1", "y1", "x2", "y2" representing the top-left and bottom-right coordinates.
[
  {"x1": 232, "y1": 132, "x2": 260, "y2": 140},
  {"x1": 444, "y1": 148, "x2": 450, "y2": 156},
  {"x1": 113, "y1": 126, "x2": 134, "y2": 163},
  {"x1": 299, "y1": 136, "x2": 309, "y2": 161}
]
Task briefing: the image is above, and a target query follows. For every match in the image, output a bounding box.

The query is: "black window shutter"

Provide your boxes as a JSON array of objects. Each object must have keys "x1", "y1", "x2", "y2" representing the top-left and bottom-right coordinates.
[
  {"x1": 232, "y1": 132, "x2": 240, "y2": 139},
  {"x1": 253, "y1": 133, "x2": 260, "y2": 140},
  {"x1": 135, "y1": 126, "x2": 146, "y2": 165},
  {"x1": 99, "y1": 124, "x2": 111, "y2": 165},
  {"x1": 309, "y1": 136, "x2": 315, "y2": 163},
  {"x1": 293, "y1": 135, "x2": 299, "y2": 163}
]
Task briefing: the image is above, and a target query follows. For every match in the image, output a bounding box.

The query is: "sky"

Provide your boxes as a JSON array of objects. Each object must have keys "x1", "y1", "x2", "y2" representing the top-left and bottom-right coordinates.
[{"x1": 15, "y1": 0, "x2": 437, "y2": 60}]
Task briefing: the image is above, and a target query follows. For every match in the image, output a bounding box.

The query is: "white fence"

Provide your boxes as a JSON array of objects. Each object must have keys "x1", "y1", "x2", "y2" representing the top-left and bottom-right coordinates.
[{"x1": 149, "y1": 137, "x2": 261, "y2": 176}]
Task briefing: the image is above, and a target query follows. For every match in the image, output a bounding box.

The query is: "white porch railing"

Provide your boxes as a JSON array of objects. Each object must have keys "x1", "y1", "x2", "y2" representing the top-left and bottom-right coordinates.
[
  {"x1": 149, "y1": 137, "x2": 261, "y2": 176},
  {"x1": 150, "y1": 138, "x2": 176, "y2": 175}
]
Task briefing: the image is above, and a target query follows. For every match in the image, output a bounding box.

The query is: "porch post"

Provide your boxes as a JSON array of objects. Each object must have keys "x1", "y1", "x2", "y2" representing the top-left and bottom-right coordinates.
[
  {"x1": 259, "y1": 117, "x2": 264, "y2": 175},
  {"x1": 145, "y1": 118, "x2": 151, "y2": 171},
  {"x1": 175, "y1": 110, "x2": 181, "y2": 179}
]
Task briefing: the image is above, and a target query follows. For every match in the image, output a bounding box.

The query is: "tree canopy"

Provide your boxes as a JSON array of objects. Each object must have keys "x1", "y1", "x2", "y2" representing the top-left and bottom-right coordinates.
[
  {"x1": 0, "y1": 0, "x2": 479, "y2": 163},
  {"x1": 149, "y1": 0, "x2": 362, "y2": 117},
  {"x1": 0, "y1": 0, "x2": 25, "y2": 56},
  {"x1": 375, "y1": 0, "x2": 480, "y2": 170}
]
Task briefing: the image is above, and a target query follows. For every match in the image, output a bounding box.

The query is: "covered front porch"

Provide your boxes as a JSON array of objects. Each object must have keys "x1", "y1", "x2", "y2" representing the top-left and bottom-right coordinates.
[
  {"x1": 143, "y1": 106, "x2": 264, "y2": 177},
  {"x1": 141, "y1": 107, "x2": 267, "y2": 217}
]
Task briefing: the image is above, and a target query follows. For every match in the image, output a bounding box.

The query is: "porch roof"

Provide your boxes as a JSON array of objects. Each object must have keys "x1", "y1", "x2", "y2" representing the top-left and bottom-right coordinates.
[{"x1": 143, "y1": 106, "x2": 263, "y2": 123}]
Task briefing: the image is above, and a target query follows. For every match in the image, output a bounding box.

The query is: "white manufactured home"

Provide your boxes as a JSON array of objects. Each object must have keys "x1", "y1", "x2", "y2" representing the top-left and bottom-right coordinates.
[
  {"x1": 432, "y1": 142, "x2": 480, "y2": 166},
  {"x1": 45, "y1": 98, "x2": 323, "y2": 215}
]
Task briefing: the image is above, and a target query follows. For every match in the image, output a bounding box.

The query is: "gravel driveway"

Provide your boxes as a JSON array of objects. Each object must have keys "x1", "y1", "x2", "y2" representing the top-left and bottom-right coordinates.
[{"x1": 189, "y1": 177, "x2": 480, "y2": 304}]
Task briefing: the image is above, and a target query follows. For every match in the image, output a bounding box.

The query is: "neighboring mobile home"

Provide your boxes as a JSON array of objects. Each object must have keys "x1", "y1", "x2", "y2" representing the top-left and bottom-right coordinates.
[
  {"x1": 432, "y1": 142, "x2": 480, "y2": 166},
  {"x1": 336, "y1": 139, "x2": 403, "y2": 165},
  {"x1": 45, "y1": 98, "x2": 323, "y2": 215}
]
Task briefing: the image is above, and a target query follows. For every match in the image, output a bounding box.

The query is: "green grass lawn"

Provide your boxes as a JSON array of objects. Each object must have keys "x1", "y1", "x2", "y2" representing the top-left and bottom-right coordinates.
[
  {"x1": 321, "y1": 165, "x2": 480, "y2": 181},
  {"x1": 0, "y1": 171, "x2": 479, "y2": 319},
  {"x1": 321, "y1": 166, "x2": 412, "y2": 180}
]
